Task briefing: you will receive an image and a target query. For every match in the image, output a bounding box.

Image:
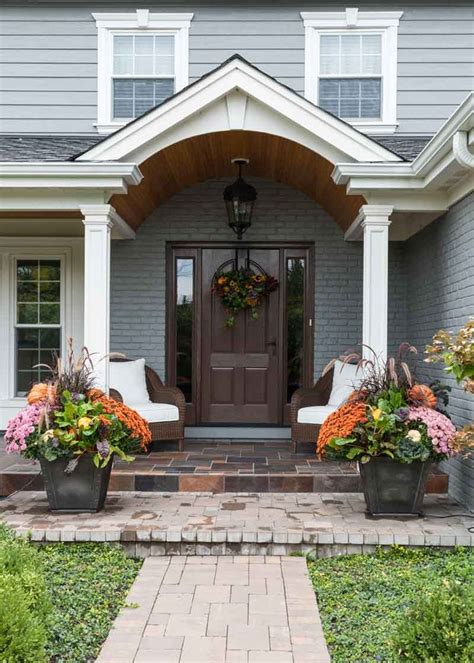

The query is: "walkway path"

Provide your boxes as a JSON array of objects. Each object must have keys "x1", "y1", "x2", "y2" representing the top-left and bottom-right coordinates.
[{"x1": 97, "y1": 555, "x2": 330, "y2": 663}]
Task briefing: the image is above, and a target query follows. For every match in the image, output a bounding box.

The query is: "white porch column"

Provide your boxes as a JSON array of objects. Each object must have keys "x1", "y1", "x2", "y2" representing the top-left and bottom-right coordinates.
[
  {"x1": 359, "y1": 205, "x2": 393, "y2": 361},
  {"x1": 81, "y1": 205, "x2": 115, "y2": 391}
]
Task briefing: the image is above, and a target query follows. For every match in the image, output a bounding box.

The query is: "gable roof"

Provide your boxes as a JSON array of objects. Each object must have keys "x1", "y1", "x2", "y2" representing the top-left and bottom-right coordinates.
[{"x1": 75, "y1": 54, "x2": 402, "y2": 164}]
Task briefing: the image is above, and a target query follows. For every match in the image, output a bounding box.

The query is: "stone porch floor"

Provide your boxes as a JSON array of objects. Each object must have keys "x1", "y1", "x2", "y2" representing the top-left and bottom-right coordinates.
[
  {"x1": 2, "y1": 491, "x2": 472, "y2": 556},
  {"x1": 0, "y1": 439, "x2": 449, "y2": 495}
]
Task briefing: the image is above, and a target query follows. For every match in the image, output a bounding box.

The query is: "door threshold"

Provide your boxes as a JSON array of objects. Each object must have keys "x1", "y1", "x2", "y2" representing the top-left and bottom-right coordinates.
[{"x1": 185, "y1": 426, "x2": 291, "y2": 439}]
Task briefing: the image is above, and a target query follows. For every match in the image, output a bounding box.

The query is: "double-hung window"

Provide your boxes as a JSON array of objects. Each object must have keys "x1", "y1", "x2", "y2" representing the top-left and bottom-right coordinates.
[
  {"x1": 94, "y1": 11, "x2": 193, "y2": 134},
  {"x1": 15, "y1": 259, "x2": 62, "y2": 396},
  {"x1": 302, "y1": 10, "x2": 402, "y2": 133}
]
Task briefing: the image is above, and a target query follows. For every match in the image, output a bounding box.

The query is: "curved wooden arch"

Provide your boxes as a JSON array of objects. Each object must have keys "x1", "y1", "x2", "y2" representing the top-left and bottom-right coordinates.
[{"x1": 110, "y1": 130, "x2": 365, "y2": 231}]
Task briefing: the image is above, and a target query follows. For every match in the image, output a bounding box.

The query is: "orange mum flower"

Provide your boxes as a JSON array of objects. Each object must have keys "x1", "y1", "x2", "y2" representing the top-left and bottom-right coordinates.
[
  {"x1": 317, "y1": 402, "x2": 367, "y2": 454},
  {"x1": 88, "y1": 390, "x2": 151, "y2": 448}
]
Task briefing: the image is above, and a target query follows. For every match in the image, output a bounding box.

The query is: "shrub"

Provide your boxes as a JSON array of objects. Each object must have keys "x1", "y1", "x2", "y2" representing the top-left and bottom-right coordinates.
[
  {"x1": 0, "y1": 527, "x2": 51, "y2": 662},
  {"x1": 392, "y1": 580, "x2": 474, "y2": 662}
]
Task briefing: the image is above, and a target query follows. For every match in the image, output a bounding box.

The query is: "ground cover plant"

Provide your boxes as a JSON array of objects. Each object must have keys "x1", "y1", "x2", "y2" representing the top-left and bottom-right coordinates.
[
  {"x1": 308, "y1": 546, "x2": 474, "y2": 663},
  {"x1": 0, "y1": 526, "x2": 142, "y2": 663}
]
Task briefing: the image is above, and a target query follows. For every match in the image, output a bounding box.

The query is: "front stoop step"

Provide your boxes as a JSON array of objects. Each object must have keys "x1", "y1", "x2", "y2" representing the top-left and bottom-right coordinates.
[{"x1": 0, "y1": 467, "x2": 449, "y2": 496}]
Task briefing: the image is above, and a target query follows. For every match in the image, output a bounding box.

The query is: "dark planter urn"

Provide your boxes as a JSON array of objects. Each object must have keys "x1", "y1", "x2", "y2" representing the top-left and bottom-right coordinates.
[
  {"x1": 359, "y1": 457, "x2": 431, "y2": 517},
  {"x1": 39, "y1": 454, "x2": 113, "y2": 513}
]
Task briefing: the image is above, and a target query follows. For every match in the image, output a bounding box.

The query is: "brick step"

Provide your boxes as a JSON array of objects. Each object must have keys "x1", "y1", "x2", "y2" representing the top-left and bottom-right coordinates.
[{"x1": 0, "y1": 467, "x2": 449, "y2": 496}]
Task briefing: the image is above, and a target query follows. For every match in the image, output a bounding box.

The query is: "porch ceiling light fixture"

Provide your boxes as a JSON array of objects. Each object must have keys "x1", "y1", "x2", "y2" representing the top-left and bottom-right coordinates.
[{"x1": 223, "y1": 158, "x2": 257, "y2": 240}]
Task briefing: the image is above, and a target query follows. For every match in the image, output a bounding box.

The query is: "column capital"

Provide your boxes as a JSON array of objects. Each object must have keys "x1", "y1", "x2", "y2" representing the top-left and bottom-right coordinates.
[
  {"x1": 358, "y1": 204, "x2": 393, "y2": 226},
  {"x1": 345, "y1": 205, "x2": 393, "y2": 240},
  {"x1": 81, "y1": 204, "x2": 135, "y2": 239}
]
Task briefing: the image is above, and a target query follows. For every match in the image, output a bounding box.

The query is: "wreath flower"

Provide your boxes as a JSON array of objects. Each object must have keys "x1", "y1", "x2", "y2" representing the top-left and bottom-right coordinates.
[{"x1": 213, "y1": 267, "x2": 279, "y2": 327}]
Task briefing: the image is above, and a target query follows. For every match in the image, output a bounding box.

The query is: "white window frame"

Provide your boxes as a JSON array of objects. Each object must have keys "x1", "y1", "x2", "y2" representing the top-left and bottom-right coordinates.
[
  {"x1": 93, "y1": 10, "x2": 193, "y2": 134},
  {"x1": 13, "y1": 256, "x2": 65, "y2": 397},
  {"x1": 301, "y1": 9, "x2": 403, "y2": 134}
]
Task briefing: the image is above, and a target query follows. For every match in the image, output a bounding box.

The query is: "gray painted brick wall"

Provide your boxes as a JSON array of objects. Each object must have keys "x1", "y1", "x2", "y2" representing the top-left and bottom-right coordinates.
[
  {"x1": 110, "y1": 177, "x2": 405, "y2": 383},
  {"x1": 405, "y1": 193, "x2": 474, "y2": 509}
]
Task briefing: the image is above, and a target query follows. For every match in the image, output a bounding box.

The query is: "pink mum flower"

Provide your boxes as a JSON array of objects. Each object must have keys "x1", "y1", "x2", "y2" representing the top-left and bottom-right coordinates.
[
  {"x1": 407, "y1": 406, "x2": 457, "y2": 456},
  {"x1": 4, "y1": 402, "x2": 45, "y2": 453}
]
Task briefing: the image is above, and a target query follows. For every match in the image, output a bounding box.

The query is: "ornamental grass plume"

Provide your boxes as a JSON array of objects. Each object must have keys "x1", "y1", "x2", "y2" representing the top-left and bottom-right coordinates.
[
  {"x1": 88, "y1": 389, "x2": 151, "y2": 448},
  {"x1": 317, "y1": 402, "x2": 367, "y2": 454},
  {"x1": 406, "y1": 406, "x2": 457, "y2": 456}
]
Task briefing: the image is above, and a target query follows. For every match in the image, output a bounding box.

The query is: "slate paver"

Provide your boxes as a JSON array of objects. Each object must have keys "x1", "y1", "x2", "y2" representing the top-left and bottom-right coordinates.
[{"x1": 96, "y1": 556, "x2": 330, "y2": 663}]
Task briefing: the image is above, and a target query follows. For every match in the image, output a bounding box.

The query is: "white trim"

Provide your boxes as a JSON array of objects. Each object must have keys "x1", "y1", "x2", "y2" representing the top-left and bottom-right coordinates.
[
  {"x1": 0, "y1": 239, "x2": 84, "y2": 427},
  {"x1": 93, "y1": 10, "x2": 193, "y2": 134},
  {"x1": 302, "y1": 10, "x2": 402, "y2": 134},
  {"x1": 78, "y1": 57, "x2": 400, "y2": 164}
]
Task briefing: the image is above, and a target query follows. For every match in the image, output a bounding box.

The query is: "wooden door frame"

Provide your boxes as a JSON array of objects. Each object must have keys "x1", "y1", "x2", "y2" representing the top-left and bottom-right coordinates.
[{"x1": 166, "y1": 241, "x2": 315, "y2": 426}]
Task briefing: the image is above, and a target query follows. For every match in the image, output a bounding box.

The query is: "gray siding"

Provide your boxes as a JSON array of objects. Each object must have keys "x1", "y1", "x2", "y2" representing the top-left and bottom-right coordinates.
[
  {"x1": 1, "y1": 1, "x2": 473, "y2": 135},
  {"x1": 406, "y1": 193, "x2": 474, "y2": 509},
  {"x1": 109, "y1": 176, "x2": 406, "y2": 382}
]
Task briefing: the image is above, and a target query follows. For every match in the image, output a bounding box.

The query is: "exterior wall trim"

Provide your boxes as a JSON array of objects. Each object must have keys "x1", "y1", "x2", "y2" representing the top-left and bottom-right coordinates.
[
  {"x1": 301, "y1": 9, "x2": 402, "y2": 134},
  {"x1": 93, "y1": 10, "x2": 193, "y2": 134}
]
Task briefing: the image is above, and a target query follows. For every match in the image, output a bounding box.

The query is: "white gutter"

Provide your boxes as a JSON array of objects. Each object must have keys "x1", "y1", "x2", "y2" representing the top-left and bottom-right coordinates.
[{"x1": 453, "y1": 130, "x2": 474, "y2": 169}]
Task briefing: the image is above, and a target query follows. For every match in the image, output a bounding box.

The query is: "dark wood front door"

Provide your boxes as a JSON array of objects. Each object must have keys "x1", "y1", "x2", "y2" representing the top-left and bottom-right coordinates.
[
  {"x1": 201, "y1": 247, "x2": 280, "y2": 424},
  {"x1": 167, "y1": 243, "x2": 314, "y2": 426}
]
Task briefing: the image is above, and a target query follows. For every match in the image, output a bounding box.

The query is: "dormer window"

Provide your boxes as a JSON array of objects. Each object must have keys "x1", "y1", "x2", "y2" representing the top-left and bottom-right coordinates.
[
  {"x1": 301, "y1": 9, "x2": 402, "y2": 134},
  {"x1": 93, "y1": 10, "x2": 193, "y2": 134}
]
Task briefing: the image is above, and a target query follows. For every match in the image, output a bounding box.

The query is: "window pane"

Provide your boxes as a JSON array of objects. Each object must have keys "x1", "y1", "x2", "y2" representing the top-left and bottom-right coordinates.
[
  {"x1": 114, "y1": 35, "x2": 133, "y2": 55},
  {"x1": 17, "y1": 281, "x2": 38, "y2": 303},
  {"x1": 155, "y1": 55, "x2": 174, "y2": 76},
  {"x1": 39, "y1": 260, "x2": 60, "y2": 281},
  {"x1": 287, "y1": 258, "x2": 305, "y2": 402},
  {"x1": 17, "y1": 260, "x2": 38, "y2": 281},
  {"x1": 176, "y1": 258, "x2": 193, "y2": 403},
  {"x1": 319, "y1": 78, "x2": 381, "y2": 119},
  {"x1": 40, "y1": 281, "x2": 60, "y2": 303},
  {"x1": 113, "y1": 78, "x2": 174, "y2": 119},
  {"x1": 40, "y1": 303, "x2": 60, "y2": 324},
  {"x1": 114, "y1": 55, "x2": 134, "y2": 75},
  {"x1": 135, "y1": 55, "x2": 154, "y2": 75},
  {"x1": 155, "y1": 35, "x2": 174, "y2": 56},
  {"x1": 17, "y1": 303, "x2": 38, "y2": 324},
  {"x1": 17, "y1": 328, "x2": 39, "y2": 349},
  {"x1": 321, "y1": 33, "x2": 381, "y2": 77},
  {"x1": 135, "y1": 35, "x2": 154, "y2": 55},
  {"x1": 16, "y1": 328, "x2": 60, "y2": 396}
]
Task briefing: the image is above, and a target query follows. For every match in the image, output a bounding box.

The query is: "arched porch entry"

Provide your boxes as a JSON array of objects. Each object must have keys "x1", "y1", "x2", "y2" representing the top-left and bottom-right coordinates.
[{"x1": 107, "y1": 130, "x2": 365, "y2": 426}]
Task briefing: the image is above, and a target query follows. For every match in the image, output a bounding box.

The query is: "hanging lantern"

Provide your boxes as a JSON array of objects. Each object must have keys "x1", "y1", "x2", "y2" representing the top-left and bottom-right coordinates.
[{"x1": 223, "y1": 158, "x2": 257, "y2": 240}]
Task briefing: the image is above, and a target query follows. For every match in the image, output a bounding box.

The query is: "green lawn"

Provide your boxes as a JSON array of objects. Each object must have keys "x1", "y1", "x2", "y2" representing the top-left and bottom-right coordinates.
[
  {"x1": 308, "y1": 546, "x2": 474, "y2": 663},
  {"x1": 39, "y1": 543, "x2": 142, "y2": 662}
]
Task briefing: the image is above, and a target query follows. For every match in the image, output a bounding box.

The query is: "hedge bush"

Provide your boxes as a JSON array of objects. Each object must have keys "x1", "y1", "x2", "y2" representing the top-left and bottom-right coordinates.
[
  {"x1": 392, "y1": 580, "x2": 474, "y2": 662},
  {"x1": 0, "y1": 525, "x2": 51, "y2": 662}
]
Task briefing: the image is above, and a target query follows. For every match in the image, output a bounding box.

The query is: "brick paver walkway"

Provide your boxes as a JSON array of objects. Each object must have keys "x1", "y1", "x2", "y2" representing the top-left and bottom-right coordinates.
[{"x1": 97, "y1": 555, "x2": 329, "y2": 663}]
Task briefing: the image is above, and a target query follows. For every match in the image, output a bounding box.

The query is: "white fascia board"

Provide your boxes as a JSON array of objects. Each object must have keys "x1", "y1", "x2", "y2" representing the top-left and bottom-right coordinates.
[
  {"x1": 77, "y1": 58, "x2": 400, "y2": 164},
  {"x1": 411, "y1": 92, "x2": 474, "y2": 176},
  {"x1": 0, "y1": 162, "x2": 142, "y2": 191}
]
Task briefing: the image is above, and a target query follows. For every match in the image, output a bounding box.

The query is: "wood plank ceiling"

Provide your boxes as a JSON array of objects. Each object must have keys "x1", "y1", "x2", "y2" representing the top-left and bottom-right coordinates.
[{"x1": 110, "y1": 131, "x2": 365, "y2": 232}]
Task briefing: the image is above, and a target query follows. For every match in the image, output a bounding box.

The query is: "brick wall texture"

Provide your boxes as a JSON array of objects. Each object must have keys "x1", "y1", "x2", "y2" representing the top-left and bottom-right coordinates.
[
  {"x1": 110, "y1": 180, "x2": 472, "y2": 507},
  {"x1": 110, "y1": 178, "x2": 405, "y2": 377},
  {"x1": 405, "y1": 192, "x2": 474, "y2": 509}
]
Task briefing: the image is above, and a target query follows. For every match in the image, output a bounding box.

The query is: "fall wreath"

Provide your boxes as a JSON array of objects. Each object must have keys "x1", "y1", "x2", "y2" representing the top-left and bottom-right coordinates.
[{"x1": 213, "y1": 267, "x2": 279, "y2": 327}]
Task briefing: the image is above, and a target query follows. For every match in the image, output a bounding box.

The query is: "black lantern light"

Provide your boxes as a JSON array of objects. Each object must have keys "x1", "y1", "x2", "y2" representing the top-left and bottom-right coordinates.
[{"x1": 223, "y1": 158, "x2": 257, "y2": 240}]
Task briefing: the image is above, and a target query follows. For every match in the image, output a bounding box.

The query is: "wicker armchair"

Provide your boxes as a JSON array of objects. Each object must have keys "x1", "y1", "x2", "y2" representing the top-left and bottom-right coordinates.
[
  {"x1": 290, "y1": 367, "x2": 334, "y2": 453},
  {"x1": 110, "y1": 357, "x2": 186, "y2": 451}
]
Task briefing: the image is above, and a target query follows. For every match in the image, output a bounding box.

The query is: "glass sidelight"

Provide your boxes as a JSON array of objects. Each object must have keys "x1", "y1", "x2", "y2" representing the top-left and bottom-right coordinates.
[
  {"x1": 286, "y1": 257, "x2": 306, "y2": 401},
  {"x1": 175, "y1": 257, "x2": 194, "y2": 402}
]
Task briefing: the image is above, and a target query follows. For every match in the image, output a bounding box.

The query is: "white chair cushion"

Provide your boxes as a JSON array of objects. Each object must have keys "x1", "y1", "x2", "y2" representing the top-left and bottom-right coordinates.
[
  {"x1": 327, "y1": 360, "x2": 363, "y2": 407},
  {"x1": 133, "y1": 402, "x2": 180, "y2": 423},
  {"x1": 110, "y1": 359, "x2": 150, "y2": 406},
  {"x1": 297, "y1": 404, "x2": 338, "y2": 425}
]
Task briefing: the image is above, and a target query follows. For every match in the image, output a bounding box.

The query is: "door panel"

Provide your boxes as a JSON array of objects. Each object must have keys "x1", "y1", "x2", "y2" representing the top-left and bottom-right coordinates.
[{"x1": 201, "y1": 247, "x2": 281, "y2": 424}]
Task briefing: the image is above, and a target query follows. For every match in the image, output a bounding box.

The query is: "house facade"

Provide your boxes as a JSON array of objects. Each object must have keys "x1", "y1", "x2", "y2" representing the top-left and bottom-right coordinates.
[{"x1": 0, "y1": 1, "x2": 473, "y2": 505}]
